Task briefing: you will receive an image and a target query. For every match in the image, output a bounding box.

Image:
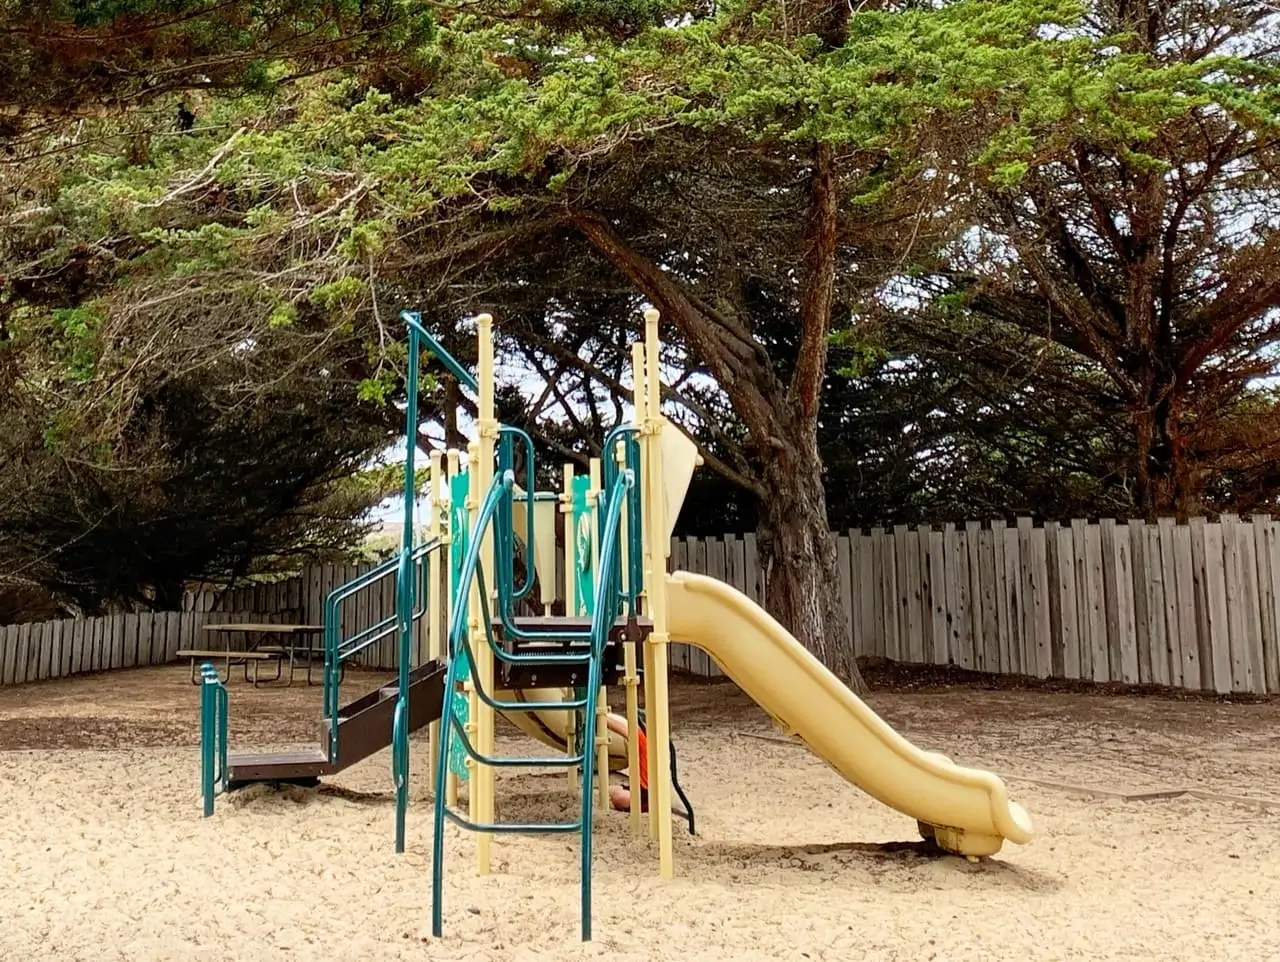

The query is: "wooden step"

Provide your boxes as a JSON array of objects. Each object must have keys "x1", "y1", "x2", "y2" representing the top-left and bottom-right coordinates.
[{"x1": 227, "y1": 749, "x2": 331, "y2": 784}]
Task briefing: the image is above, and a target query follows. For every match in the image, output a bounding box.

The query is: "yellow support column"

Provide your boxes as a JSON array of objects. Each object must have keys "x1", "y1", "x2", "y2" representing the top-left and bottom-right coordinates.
[
  {"x1": 641, "y1": 308, "x2": 674, "y2": 878},
  {"x1": 464, "y1": 442, "x2": 482, "y2": 841},
  {"x1": 562, "y1": 463, "x2": 579, "y2": 791},
  {"x1": 445, "y1": 449, "x2": 461, "y2": 809},
  {"x1": 625, "y1": 341, "x2": 648, "y2": 835},
  {"x1": 562, "y1": 463, "x2": 576, "y2": 616},
  {"x1": 595, "y1": 684, "x2": 609, "y2": 809},
  {"x1": 473, "y1": 313, "x2": 498, "y2": 876},
  {"x1": 588, "y1": 457, "x2": 602, "y2": 592},
  {"x1": 639, "y1": 405, "x2": 659, "y2": 838},
  {"x1": 427, "y1": 451, "x2": 445, "y2": 789}
]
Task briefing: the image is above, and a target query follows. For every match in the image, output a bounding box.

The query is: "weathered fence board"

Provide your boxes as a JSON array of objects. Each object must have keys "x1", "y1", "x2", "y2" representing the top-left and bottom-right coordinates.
[
  {"x1": 836, "y1": 533, "x2": 854, "y2": 654},
  {"x1": 1054, "y1": 525, "x2": 1080, "y2": 680},
  {"x1": 1261, "y1": 520, "x2": 1280, "y2": 693},
  {"x1": 2, "y1": 624, "x2": 17, "y2": 685}
]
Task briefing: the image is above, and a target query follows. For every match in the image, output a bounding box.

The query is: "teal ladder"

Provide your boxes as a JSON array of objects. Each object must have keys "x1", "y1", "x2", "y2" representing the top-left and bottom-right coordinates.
[{"x1": 430, "y1": 465, "x2": 633, "y2": 942}]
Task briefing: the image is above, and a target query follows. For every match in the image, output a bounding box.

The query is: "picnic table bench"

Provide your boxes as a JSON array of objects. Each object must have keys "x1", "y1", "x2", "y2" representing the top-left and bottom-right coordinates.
[
  {"x1": 176, "y1": 648, "x2": 281, "y2": 685},
  {"x1": 181, "y1": 623, "x2": 336, "y2": 687}
]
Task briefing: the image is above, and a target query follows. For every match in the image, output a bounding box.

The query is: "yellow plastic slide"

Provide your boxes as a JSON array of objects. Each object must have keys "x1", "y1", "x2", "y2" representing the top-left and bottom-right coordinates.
[
  {"x1": 666, "y1": 570, "x2": 1034, "y2": 857},
  {"x1": 495, "y1": 687, "x2": 630, "y2": 770}
]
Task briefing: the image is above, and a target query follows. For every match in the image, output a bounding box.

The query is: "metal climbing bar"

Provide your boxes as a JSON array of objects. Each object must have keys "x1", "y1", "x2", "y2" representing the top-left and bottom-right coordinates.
[
  {"x1": 493, "y1": 425, "x2": 622, "y2": 644},
  {"x1": 602, "y1": 426, "x2": 643, "y2": 615},
  {"x1": 401, "y1": 310, "x2": 479, "y2": 393},
  {"x1": 497, "y1": 426, "x2": 538, "y2": 603},
  {"x1": 442, "y1": 720, "x2": 589, "y2": 768}
]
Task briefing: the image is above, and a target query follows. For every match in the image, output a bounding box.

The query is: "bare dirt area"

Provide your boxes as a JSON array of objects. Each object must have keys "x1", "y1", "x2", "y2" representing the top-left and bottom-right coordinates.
[{"x1": 2, "y1": 664, "x2": 1279, "y2": 961}]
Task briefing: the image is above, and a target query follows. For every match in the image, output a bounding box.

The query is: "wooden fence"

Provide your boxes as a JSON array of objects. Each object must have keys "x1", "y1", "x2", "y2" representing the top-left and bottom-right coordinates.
[
  {"x1": 5, "y1": 515, "x2": 1280, "y2": 694},
  {"x1": 164, "y1": 513, "x2": 1280, "y2": 694},
  {"x1": 0, "y1": 611, "x2": 266, "y2": 687}
]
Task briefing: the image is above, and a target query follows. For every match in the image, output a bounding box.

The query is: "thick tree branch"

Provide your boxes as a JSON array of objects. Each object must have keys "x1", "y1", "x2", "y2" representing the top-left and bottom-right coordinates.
[{"x1": 570, "y1": 209, "x2": 787, "y2": 454}]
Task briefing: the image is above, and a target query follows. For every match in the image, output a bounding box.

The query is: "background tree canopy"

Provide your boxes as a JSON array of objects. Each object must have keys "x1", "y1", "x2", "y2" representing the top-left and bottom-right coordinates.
[{"x1": 1, "y1": 0, "x2": 1277, "y2": 686}]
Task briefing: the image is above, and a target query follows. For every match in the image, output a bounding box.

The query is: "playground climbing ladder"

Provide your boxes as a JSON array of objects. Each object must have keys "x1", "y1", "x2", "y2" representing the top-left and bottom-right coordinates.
[{"x1": 395, "y1": 311, "x2": 643, "y2": 941}]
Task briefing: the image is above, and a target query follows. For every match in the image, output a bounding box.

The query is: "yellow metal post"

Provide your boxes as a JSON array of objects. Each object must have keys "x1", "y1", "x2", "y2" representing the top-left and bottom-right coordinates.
[
  {"x1": 642, "y1": 308, "x2": 674, "y2": 878},
  {"x1": 473, "y1": 313, "x2": 498, "y2": 875},
  {"x1": 625, "y1": 340, "x2": 648, "y2": 835},
  {"x1": 561, "y1": 462, "x2": 579, "y2": 791},
  {"x1": 562, "y1": 463, "x2": 575, "y2": 616},
  {"x1": 588, "y1": 457, "x2": 602, "y2": 593},
  {"x1": 464, "y1": 442, "x2": 481, "y2": 837},
  {"x1": 588, "y1": 455, "x2": 608, "y2": 808},
  {"x1": 595, "y1": 684, "x2": 609, "y2": 809}
]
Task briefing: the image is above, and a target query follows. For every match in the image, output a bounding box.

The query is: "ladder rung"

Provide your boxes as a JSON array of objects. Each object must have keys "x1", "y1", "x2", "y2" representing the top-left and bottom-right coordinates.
[
  {"x1": 471, "y1": 753, "x2": 586, "y2": 768},
  {"x1": 493, "y1": 699, "x2": 588, "y2": 712},
  {"x1": 443, "y1": 719, "x2": 587, "y2": 768},
  {"x1": 442, "y1": 807, "x2": 582, "y2": 834}
]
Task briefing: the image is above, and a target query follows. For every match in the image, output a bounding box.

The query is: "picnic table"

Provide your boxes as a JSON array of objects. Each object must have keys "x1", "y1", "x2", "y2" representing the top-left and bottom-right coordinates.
[{"x1": 178, "y1": 623, "x2": 337, "y2": 687}]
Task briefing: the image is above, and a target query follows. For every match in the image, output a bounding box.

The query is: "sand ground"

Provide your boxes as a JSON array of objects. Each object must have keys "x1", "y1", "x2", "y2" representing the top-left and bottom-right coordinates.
[{"x1": 1, "y1": 664, "x2": 1279, "y2": 961}]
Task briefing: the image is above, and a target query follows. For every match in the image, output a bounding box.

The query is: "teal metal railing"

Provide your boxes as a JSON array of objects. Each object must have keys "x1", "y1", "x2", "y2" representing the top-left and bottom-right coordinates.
[
  {"x1": 394, "y1": 310, "x2": 639, "y2": 939},
  {"x1": 400, "y1": 310, "x2": 478, "y2": 392},
  {"x1": 492, "y1": 425, "x2": 643, "y2": 645},
  {"x1": 321, "y1": 539, "x2": 439, "y2": 764},
  {"x1": 430, "y1": 465, "x2": 633, "y2": 942},
  {"x1": 601, "y1": 425, "x2": 644, "y2": 613},
  {"x1": 497, "y1": 425, "x2": 538, "y2": 605},
  {"x1": 200, "y1": 663, "x2": 229, "y2": 817}
]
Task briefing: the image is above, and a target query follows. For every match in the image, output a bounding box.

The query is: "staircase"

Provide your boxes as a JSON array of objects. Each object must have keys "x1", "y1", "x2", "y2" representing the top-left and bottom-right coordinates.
[
  {"x1": 225, "y1": 660, "x2": 447, "y2": 787},
  {"x1": 219, "y1": 540, "x2": 446, "y2": 789}
]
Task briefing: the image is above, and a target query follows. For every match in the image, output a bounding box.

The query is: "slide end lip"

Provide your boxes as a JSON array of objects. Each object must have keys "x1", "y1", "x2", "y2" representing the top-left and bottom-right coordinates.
[{"x1": 1003, "y1": 800, "x2": 1035, "y2": 845}]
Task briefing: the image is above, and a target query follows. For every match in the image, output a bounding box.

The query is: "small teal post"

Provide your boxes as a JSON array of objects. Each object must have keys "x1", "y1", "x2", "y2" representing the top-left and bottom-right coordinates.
[{"x1": 200, "y1": 663, "x2": 226, "y2": 817}]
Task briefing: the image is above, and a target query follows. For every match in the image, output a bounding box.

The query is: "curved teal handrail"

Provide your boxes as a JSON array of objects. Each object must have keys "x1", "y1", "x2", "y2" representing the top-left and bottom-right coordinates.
[
  {"x1": 323, "y1": 538, "x2": 439, "y2": 763},
  {"x1": 601, "y1": 425, "x2": 643, "y2": 615},
  {"x1": 392, "y1": 699, "x2": 408, "y2": 787},
  {"x1": 497, "y1": 426, "x2": 538, "y2": 604}
]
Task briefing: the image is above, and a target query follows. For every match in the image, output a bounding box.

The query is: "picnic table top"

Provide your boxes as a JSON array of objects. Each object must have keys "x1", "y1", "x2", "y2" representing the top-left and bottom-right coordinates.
[{"x1": 202, "y1": 623, "x2": 324, "y2": 634}]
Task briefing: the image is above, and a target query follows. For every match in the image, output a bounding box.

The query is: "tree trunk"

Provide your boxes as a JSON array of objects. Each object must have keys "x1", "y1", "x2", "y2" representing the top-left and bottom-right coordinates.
[
  {"x1": 153, "y1": 577, "x2": 186, "y2": 612},
  {"x1": 1134, "y1": 389, "x2": 1185, "y2": 520},
  {"x1": 572, "y1": 207, "x2": 866, "y2": 693},
  {"x1": 756, "y1": 429, "x2": 863, "y2": 693}
]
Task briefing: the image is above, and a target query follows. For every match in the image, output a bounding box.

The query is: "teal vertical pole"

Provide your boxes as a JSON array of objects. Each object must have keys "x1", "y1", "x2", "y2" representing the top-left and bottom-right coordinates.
[
  {"x1": 447, "y1": 470, "x2": 472, "y2": 784},
  {"x1": 394, "y1": 325, "x2": 421, "y2": 854},
  {"x1": 200, "y1": 664, "x2": 216, "y2": 816}
]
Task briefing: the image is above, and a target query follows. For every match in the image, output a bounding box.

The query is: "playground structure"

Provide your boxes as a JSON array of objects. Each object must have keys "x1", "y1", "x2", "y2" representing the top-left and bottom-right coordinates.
[{"x1": 198, "y1": 308, "x2": 1034, "y2": 942}]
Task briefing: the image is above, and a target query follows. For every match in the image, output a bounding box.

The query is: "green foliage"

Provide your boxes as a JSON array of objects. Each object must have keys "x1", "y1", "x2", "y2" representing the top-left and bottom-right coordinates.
[
  {"x1": 49, "y1": 303, "x2": 104, "y2": 383},
  {"x1": 267, "y1": 303, "x2": 298, "y2": 329},
  {"x1": 4, "y1": 0, "x2": 1279, "y2": 614},
  {"x1": 308, "y1": 276, "x2": 367, "y2": 311},
  {"x1": 357, "y1": 370, "x2": 398, "y2": 404}
]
